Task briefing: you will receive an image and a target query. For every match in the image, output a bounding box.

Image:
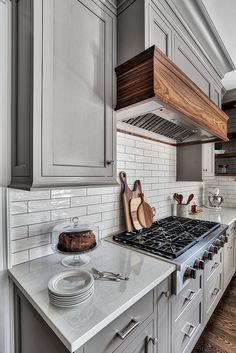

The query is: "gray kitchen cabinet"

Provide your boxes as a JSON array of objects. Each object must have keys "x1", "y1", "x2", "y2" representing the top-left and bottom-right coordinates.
[
  {"x1": 11, "y1": 0, "x2": 116, "y2": 190},
  {"x1": 173, "y1": 33, "x2": 211, "y2": 97},
  {"x1": 177, "y1": 143, "x2": 214, "y2": 181},
  {"x1": 224, "y1": 223, "x2": 236, "y2": 290},
  {"x1": 14, "y1": 287, "x2": 72, "y2": 353}
]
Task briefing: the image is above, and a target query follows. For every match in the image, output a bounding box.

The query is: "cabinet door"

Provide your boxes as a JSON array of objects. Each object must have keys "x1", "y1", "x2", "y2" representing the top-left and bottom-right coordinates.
[
  {"x1": 147, "y1": 4, "x2": 172, "y2": 58},
  {"x1": 173, "y1": 34, "x2": 211, "y2": 96},
  {"x1": 202, "y1": 143, "x2": 215, "y2": 178},
  {"x1": 224, "y1": 228, "x2": 236, "y2": 289},
  {"x1": 41, "y1": 0, "x2": 115, "y2": 179}
]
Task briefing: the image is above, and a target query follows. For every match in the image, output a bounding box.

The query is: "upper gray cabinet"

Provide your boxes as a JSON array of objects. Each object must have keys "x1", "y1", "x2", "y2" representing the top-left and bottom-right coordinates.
[{"x1": 11, "y1": 0, "x2": 116, "y2": 190}]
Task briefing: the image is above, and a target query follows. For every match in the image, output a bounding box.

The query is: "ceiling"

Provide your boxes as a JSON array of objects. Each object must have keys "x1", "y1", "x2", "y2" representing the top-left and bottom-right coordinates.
[{"x1": 202, "y1": 0, "x2": 236, "y2": 91}]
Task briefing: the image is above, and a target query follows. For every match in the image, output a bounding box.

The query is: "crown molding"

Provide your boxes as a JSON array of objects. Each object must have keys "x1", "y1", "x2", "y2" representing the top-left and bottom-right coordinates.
[
  {"x1": 222, "y1": 88, "x2": 236, "y2": 104},
  {"x1": 165, "y1": 0, "x2": 235, "y2": 79},
  {"x1": 98, "y1": 0, "x2": 117, "y2": 14}
]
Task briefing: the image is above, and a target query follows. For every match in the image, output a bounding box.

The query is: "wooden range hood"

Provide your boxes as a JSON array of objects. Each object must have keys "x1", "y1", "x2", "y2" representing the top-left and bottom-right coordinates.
[{"x1": 115, "y1": 46, "x2": 228, "y2": 143}]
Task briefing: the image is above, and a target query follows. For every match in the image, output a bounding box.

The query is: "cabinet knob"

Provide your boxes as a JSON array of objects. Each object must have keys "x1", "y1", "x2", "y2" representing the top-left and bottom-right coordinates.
[
  {"x1": 106, "y1": 160, "x2": 115, "y2": 166},
  {"x1": 161, "y1": 290, "x2": 171, "y2": 298}
]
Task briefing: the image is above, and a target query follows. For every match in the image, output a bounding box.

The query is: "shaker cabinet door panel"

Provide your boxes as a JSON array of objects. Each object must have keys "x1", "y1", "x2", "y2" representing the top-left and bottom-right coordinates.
[
  {"x1": 42, "y1": 0, "x2": 114, "y2": 177},
  {"x1": 173, "y1": 34, "x2": 211, "y2": 97},
  {"x1": 148, "y1": 4, "x2": 172, "y2": 58}
]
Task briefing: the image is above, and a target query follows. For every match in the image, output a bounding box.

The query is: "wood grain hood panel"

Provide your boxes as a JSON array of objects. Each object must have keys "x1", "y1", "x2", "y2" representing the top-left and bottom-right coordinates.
[{"x1": 115, "y1": 46, "x2": 228, "y2": 142}]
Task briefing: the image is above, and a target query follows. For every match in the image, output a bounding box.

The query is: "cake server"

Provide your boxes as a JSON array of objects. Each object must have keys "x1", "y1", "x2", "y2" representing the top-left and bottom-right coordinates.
[{"x1": 92, "y1": 268, "x2": 129, "y2": 281}]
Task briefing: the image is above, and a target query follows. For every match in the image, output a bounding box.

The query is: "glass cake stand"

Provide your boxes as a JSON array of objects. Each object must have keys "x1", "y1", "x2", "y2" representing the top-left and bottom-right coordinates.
[{"x1": 52, "y1": 217, "x2": 100, "y2": 268}]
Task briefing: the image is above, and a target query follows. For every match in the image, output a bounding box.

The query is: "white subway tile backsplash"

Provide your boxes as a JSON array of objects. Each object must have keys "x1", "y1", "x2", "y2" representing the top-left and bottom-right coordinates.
[
  {"x1": 11, "y1": 202, "x2": 28, "y2": 215},
  {"x1": 29, "y1": 244, "x2": 53, "y2": 261},
  {"x1": 51, "y1": 207, "x2": 87, "y2": 221},
  {"x1": 88, "y1": 203, "x2": 114, "y2": 215},
  {"x1": 9, "y1": 131, "x2": 204, "y2": 266},
  {"x1": 51, "y1": 189, "x2": 86, "y2": 198},
  {"x1": 87, "y1": 187, "x2": 114, "y2": 195},
  {"x1": 29, "y1": 220, "x2": 66, "y2": 237},
  {"x1": 10, "y1": 190, "x2": 50, "y2": 201},
  {"x1": 11, "y1": 251, "x2": 29, "y2": 266},
  {"x1": 71, "y1": 195, "x2": 101, "y2": 207},
  {"x1": 12, "y1": 233, "x2": 51, "y2": 253},
  {"x1": 28, "y1": 198, "x2": 70, "y2": 212},
  {"x1": 12, "y1": 226, "x2": 28, "y2": 240},
  {"x1": 12, "y1": 211, "x2": 51, "y2": 227}
]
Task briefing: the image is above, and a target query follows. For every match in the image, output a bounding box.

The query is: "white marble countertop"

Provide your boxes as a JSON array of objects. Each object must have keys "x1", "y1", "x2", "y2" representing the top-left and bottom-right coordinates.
[
  {"x1": 9, "y1": 241, "x2": 175, "y2": 352},
  {"x1": 188, "y1": 206, "x2": 236, "y2": 225}
]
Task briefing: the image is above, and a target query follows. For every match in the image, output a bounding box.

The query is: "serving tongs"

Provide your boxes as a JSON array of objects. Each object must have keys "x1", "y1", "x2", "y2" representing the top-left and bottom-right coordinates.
[{"x1": 92, "y1": 268, "x2": 129, "y2": 282}]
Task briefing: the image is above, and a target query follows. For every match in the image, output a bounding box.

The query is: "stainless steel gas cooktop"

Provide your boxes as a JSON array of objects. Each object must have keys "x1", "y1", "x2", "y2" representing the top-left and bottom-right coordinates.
[{"x1": 113, "y1": 216, "x2": 220, "y2": 259}]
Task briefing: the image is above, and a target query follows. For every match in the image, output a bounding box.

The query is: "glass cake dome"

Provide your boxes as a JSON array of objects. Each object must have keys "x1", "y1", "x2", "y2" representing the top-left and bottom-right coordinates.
[{"x1": 52, "y1": 217, "x2": 100, "y2": 268}]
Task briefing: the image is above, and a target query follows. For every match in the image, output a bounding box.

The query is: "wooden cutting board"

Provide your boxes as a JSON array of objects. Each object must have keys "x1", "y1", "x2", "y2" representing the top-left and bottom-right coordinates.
[
  {"x1": 119, "y1": 172, "x2": 143, "y2": 232},
  {"x1": 138, "y1": 194, "x2": 154, "y2": 229},
  {"x1": 130, "y1": 197, "x2": 143, "y2": 230}
]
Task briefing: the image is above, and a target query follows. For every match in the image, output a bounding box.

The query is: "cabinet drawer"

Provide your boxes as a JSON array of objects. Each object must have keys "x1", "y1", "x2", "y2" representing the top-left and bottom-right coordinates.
[
  {"x1": 172, "y1": 296, "x2": 202, "y2": 353},
  {"x1": 205, "y1": 270, "x2": 223, "y2": 321},
  {"x1": 204, "y1": 249, "x2": 223, "y2": 281},
  {"x1": 172, "y1": 273, "x2": 202, "y2": 321},
  {"x1": 84, "y1": 290, "x2": 154, "y2": 353}
]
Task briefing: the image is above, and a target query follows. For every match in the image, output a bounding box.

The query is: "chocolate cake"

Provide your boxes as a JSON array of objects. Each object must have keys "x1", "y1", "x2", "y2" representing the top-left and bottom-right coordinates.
[{"x1": 57, "y1": 230, "x2": 97, "y2": 252}]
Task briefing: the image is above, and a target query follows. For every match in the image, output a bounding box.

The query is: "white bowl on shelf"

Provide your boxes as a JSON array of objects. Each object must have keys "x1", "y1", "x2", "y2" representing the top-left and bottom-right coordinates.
[{"x1": 215, "y1": 150, "x2": 225, "y2": 154}]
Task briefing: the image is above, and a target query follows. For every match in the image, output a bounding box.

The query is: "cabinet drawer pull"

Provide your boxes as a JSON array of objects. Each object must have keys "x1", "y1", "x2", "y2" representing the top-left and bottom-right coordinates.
[
  {"x1": 117, "y1": 319, "x2": 140, "y2": 340},
  {"x1": 211, "y1": 262, "x2": 219, "y2": 270},
  {"x1": 184, "y1": 290, "x2": 195, "y2": 301},
  {"x1": 145, "y1": 336, "x2": 158, "y2": 352},
  {"x1": 212, "y1": 288, "x2": 220, "y2": 296},
  {"x1": 182, "y1": 323, "x2": 196, "y2": 338}
]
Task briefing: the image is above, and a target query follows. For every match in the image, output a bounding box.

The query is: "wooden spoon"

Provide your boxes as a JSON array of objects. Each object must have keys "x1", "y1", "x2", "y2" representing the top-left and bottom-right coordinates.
[{"x1": 187, "y1": 193, "x2": 194, "y2": 204}]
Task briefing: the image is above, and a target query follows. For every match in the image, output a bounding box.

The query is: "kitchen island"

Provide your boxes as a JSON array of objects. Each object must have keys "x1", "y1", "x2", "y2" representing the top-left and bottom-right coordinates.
[{"x1": 9, "y1": 240, "x2": 175, "y2": 353}]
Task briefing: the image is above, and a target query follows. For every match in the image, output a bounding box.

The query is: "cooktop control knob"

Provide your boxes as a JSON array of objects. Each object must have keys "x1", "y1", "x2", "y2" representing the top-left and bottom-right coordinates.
[
  {"x1": 184, "y1": 267, "x2": 197, "y2": 279},
  {"x1": 214, "y1": 239, "x2": 224, "y2": 248},
  {"x1": 208, "y1": 245, "x2": 218, "y2": 254},
  {"x1": 203, "y1": 250, "x2": 213, "y2": 261},
  {"x1": 194, "y1": 259, "x2": 205, "y2": 270},
  {"x1": 219, "y1": 235, "x2": 228, "y2": 243}
]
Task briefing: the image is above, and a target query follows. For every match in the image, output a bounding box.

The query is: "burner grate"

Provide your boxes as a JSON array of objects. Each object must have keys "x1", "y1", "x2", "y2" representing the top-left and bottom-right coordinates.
[{"x1": 113, "y1": 216, "x2": 220, "y2": 259}]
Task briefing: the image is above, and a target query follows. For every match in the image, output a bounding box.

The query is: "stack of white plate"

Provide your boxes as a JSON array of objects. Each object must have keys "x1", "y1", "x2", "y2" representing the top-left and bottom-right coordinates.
[{"x1": 48, "y1": 270, "x2": 94, "y2": 308}]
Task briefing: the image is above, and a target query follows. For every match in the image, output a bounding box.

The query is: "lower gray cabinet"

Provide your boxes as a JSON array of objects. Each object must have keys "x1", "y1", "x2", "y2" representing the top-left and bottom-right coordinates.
[
  {"x1": 224, "y1": 224, "x2": 236, "y2": 290},
  {"x1": 11, "y1": 0, "x2": 116, "y2": 190},
  {"x1": 14, "y1": 287, "x2": 71, "y2": 353}
]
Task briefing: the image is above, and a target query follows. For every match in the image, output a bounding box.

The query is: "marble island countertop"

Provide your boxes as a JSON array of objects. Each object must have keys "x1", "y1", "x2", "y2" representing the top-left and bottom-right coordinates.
[
  {"x1": 9, "y1": 241, "x2": 175, "y2": 352},
  {"x1": 188, "y1": 206, "x2": 236, "y2": 225}
]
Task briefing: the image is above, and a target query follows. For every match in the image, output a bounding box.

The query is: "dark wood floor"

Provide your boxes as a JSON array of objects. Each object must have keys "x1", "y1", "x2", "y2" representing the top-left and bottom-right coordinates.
[{"x1": 192, "y1": 277, "x2": 236, "y2": 353}]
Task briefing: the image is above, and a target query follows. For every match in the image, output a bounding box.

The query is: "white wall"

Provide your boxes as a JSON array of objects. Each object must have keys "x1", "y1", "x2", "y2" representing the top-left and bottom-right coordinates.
[
  {"x1": 0, "y1": 1, "x2": 12, "y2": 353},
  {"x1": 9, "y1": 132, "x2": 204, "y2": 266}
]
